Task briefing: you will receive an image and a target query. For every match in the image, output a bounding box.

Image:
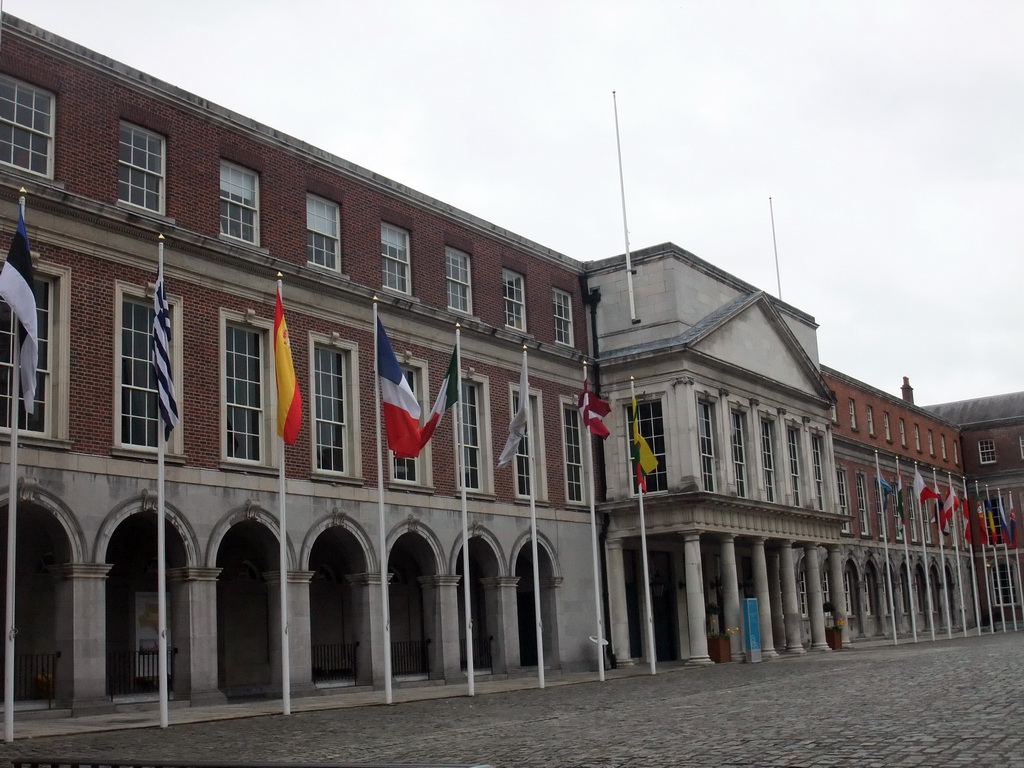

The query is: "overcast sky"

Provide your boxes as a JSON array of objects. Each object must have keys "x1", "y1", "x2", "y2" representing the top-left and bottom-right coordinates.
[{"x1": 15, "y1": 1, "x2": 1024, "y2": 406}]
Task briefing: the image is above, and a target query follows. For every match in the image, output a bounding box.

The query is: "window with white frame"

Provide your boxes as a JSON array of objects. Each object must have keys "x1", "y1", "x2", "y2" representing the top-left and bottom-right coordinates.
[
  {"x1": 953, "y1": 440, "x2": 959, "y2": 466},
  {"x1": 512, "y1": 389, "x2": 543, "y2": 499},
  {"x1": 836, "y1": 468, "x2": 851, "y2": 533},
  {"x1": 631, "y1": 399, "x2": 667, "y2": 493},
  {"x1": 927, "y1": 429, "x2": 934, "y2": 456},
  {"x1": 855, "y1": 473, "x2": 869, "y2": 536},
  {"x1": 445, "y1": 247, "x2": 471, "y2": 314},
  {"x1": 830, "y1": 404, "x2": 837, "y2": 423},
  {"x1": 883, "y1": 412, "x2": 891, "y2": 441},
  {"x1": 787, "y1": 426, "x2": 801, "y2": 506},
  {"x1": 822, "y1": 568, "x2": 831, "y2": 605},
  {"x1": 941, "y1": 434, "x2": 947, "y2": 461},
  {"x1": 393, "y1": 367, "x2": 422, "y2": 483},
  {"x1": 908, "y1": 493, "x2": 918, "y2": 543},
  {"x1": 460, "y1": 381, "x2": 483, "y2": 491},
  {"x1": 731, "y1": 410, "x2": 747, "y2": 498},
  {"x1": 798, "y1": 566, "x2": 808, "y2": 617},
  {"x1": 995, "y1": 562, "x2": 1017, "y2": 606},
  {"x1": 0, "y1": 75, "x2": 53, "y2": 176},
  {"x1": 225, "y1": 323, "x2": 264, "y2": 462},
  {"x1": 866, "y1": 405, "x2": 874, "y2": 436},
  {"x1": 120, "y1": 295, "x2": 160, "y2": 448},
  {"x1": 0, "y1": 278, "x2": 51, "y2": 433},
  {"x1": 553, "y1": 289, "x2": 573, "y2": 346},
  {"x1": 381, "y1": 223, "x2": 410, "y2": 294},
  {"x1": 313, "y1": 343, "x2": 349, "y2": 473},
  {"x1": 761, "y1": 418, "x2": 777, "y2": 503},
  {"x1": 848, "y1": 399, "x2": 857, "y2": 429},
  {"x1": 1020, "y1": 435, "x2": 1024, "y2": 460},
  {"x1": 698, "y1": 400, "x2": 716, "y2": 492},
  {"x1": 899, "y1": 418, "x2": 907, "y2": 447},
  {"x1": 811, "y1": 434, "x2": 825, "y2": 511},
  {"x1": 220, "y1": 162, "x2": 259, "y2": 243},
  {"x1": 307, "y1": 196, "x2": 340, "y2": 271},
  {"x1": 843, "y1": 570, "x2": 854, "y2": 616},
  {"x1": 502, "y1": 269, "x2": 526, "y2": 331},
  {"x1": 118, "y1": 123, "x2": 165, "y2": 212},
  {"x1": 979, "y1": 439, "x2": 996, "y2": 464},
  {"x1": 563, "y1": 404, "x2": 583, "y2": 503},
  {"x1": 914, "y1": 424, "x2": 921, "y2": 452}
]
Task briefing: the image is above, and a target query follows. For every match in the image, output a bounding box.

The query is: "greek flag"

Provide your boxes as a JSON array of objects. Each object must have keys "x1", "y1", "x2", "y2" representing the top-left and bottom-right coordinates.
[{"x1": 153, "y1": 261, "x2": 178, "y2": 440}]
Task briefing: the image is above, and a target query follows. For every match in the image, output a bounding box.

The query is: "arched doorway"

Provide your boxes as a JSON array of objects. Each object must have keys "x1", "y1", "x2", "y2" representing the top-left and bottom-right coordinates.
[
  {"x1": 864, "y1": 561, "x2": 880, "y2": 635},
  {"x1": 307, "y1": 525, "x2": 367, "y2": 686},
  {"x1": 456, "y1": 536, "x2": 500, "y2": 673},
  {"x1": 388, "y1": 531, "x2": 436, "y2": 678},
  {"x1": 104, "y1": 508, "x2": 188, "y2": 697},
  {"x1": 215, "y1": 518, "x2": 277, "y2": 697},
  {"x1": 844, "y1": 559, "x2": 861, "y2": 637},
  {"x1": 514, "y1": 541, "x2": 558, "y2": 670}
]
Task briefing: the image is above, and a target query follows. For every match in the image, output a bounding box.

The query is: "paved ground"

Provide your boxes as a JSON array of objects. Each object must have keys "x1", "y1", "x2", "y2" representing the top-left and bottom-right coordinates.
[{"x1": 0, "y1": 631, "x2": 1021, "y2": 767}]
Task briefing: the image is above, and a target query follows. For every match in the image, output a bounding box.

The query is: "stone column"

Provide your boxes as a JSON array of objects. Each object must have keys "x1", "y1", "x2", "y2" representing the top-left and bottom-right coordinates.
[
  {"x1": 750, "y1": 538, "x2": 777, "y2": 659},
  {"x1": 50, "y1": 563, "x2": 113, "y2": 714},
  {"x1": 767, "y1": 549, "x2": 786, "y2": 652},
  {"x1": 804, "y1": 545, "x2": 829, "y2": 651},
  {"x1": 480, "y1": 576, "x2": 520, "y2": 674},
  {"x1": 778, "y1": 542, "x2": 805, "y2": 653},
  {"x1": 541, "y1": 576, "x2": 563, "y2": 670},
  {"x1": 827, "y1": 546, "x2": 849, "y2": 647},
  {"x1": 167, "y1": 566, "x2": 225, "y2": 705},
  {"x1": 604, "y1": 538, "x2": 633, "y2": 667},
  {"x1": 683, "y1": 533, "x2": 712, "y2": 665},
  {"x1": 672, "y1": 550, "x2": 690, "y2": 659},
  {"x1": 346, "y1": 572, "x2": 385, "y2": 688},
  {"x1": 264, "y1": 569, "x2": 317, "y2": 697},
  {"x1": 720, "y1": 535, "x2": 742, "y2": 660},
  {"x1": 420, "y1": 574, "x2": 461, "y2": 682}
]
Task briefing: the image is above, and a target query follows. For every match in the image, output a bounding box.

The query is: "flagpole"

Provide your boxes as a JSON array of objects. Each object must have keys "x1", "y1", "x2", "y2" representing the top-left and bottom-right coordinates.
[
  {"x1": 915, "y1": 464, "x2": 936, "y2": 641},
  {"x1": 895, "y1": 460, "x2": 917, "y2": 642},
  {"x1": 998, "y1": 489, "x2": 1017, "y2": 632},
  {"x1": 455, "y1": 325, "x2": 474, "y2": 696},
  {"x1": 373, "y1": 299, "x2": 393, "y2": 704},
  {"x1": 519, "y1": 346, "x2": 544, "y2": 689},
  {"x1": 155, "y1": 236, "x2": 170, "y2": 728},
  {"x1": 630, "y1": 377, "x2": 656, "y2": 674},
  {"x1": 612, "y1": 91, "x2": 638, "y2": 325},
  {"x1": 1016, "y1": 492, "x2": 1024, "y2": 633},
  {"x1": 985, "y1": 484, "x2": 1005, "y2": 633},
  {"x1": 946, "y1": 472, "x2": 967, "y2": 638},
  {"x1": 932, "y1": 469, "x2": 952, "y2": 640},
  {"x1": 272, "y1": 277, "x2": 291, "y2": 716},
  {"x1": 963, "y1": 476, "x2": 982, "y2": 637},
  {"x1": 582, "y1": 362, "x2": 605, "y2": 682},
  {"x1": 3, "y1": 190, "x2": 26, "y2": 743},
  {"x1": 978, "y1": 481, "x2": 996, "y2": 634},
  {"x1": 875, "y1": 453, "x2": 897, "y2": 645}
]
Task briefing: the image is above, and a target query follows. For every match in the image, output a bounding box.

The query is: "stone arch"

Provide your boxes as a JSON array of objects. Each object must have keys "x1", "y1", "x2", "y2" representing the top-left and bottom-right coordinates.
[
  {"x1": 0, "y1": 482, "x2": 86, "y2": 564},
  {"x1": 205, "y1": 499, "x2": 297, "y2": 570},
  {"x1": 447, "y1": 524, "x2": 506, "y2": 577},
  {"x1": 386, "y1": 514, "x2": 444, "y2": 574},
  {"x1": 93, "y1": 490, "x2": 200, "y2": 567},
  {"x1": 301, "y1": 509, "x2": 375, "y2": 572},
  {"x1": 508, "y1": 530, "x2": 561, "y2": 579}
]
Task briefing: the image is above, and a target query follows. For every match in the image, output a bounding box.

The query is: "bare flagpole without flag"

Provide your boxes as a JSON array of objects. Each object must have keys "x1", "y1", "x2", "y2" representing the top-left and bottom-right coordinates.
[
  {"x1": 769, "y1": 197, "x2": 782, "y2": 300},
  {"x1": 612, "y1": 91, "x2": 639, "y2": 325},
  {"x1": 875, "y1": 452, "x2": 897, "y2": 645},
  {"x1": 961, "y1": 476, "x2": 982, "y2": 636},
  {"x1": 895, "y1": 459, "x2": 917, "y2": 642},
  {"x1": 630, "y1": 377, "x2": 656, "y2": 674},
  {"x1": 455, "y1": 324, "x2": 474, "y2": 696}
]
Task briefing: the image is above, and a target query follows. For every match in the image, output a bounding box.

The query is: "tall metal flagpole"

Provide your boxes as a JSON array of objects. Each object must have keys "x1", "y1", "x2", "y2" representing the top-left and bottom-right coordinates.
[
  {"x1": 582, "y1": 362, "x2": 605, "y2": 682},
  {"x1": 769, "y1": 197, "x2": 783, "y2": 300},
  {"x1": 985, "y1": 484, "x2": 1005, "y2": 633},
  {"x1": 998, "y1": 489, "x2": 1018, "y2": 631},
  {"x1": 875, "y1": 453, "x2": 897, "y2": 645},
  {"x1": 155, "y1": 236, "x2": 170, "y2": 728},
  {"x1": 963, "y1": 477, "x2": 982, "y2": 637},
  {"x1": 896, "y1": 460, "x2": 917, "y2": 642},
  {"x1": 1016, "y1": 492, "x2": 1024, "y2": 633},
  {"x1": 521, "y1": 346, "x2": 544, "y2": 688},
  {"x1": 916, "y1": 464, "x2": 936, "y2": 641},
  {"x1": 978, "y1": 481, "x2": 996, "y2": 634},
  {"x1": 374, "y1": 299, "x2": 393, "y2": 704},
  {"x1": 455, "y1": 325, "x2": 474, "y2": 696},
  {"x1": 947, "y1": 472, "x2": 967, "y2": 637},
  {"x1": 276, "y1": 277, "x2": 291, "y2": 716},
  {"x1": 932, "y1": 469, "x2": 952, "y2": 640},
  {"x1": 612, "y1": 92, "x2": 638, "y2": 325},
  {"x1": 630, "y1": 377, "x2": 656, "y2": 674},
  {"x1": 3, "y1": 192, "x2": 25, "y2": 743}
]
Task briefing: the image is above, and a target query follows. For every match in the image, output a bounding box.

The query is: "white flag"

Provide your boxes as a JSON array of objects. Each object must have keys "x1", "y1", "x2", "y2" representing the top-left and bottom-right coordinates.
[{"x1": 498, "y1": 358, "x2": 529, "y2": 468}]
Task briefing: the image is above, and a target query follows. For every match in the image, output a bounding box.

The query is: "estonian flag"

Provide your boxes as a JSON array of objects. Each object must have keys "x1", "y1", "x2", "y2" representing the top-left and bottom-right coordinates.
[{"x1": 0, "y1": 210, "x2": 38, "y2": 415}]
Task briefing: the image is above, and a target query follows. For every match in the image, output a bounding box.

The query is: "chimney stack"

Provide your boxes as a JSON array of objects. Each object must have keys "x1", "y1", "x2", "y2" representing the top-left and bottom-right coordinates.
[{"x1": 901, "y1": 376, "x2": 914, "y2": 404}]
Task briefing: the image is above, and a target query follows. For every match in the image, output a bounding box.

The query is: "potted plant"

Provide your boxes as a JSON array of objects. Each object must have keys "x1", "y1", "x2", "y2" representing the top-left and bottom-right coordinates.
[
  {"x1": 825, "y1": 617, "x2": 845, "y2": 650},
  {"x1": 706, "y1": 626, "x2": 738, "y2": 663}
]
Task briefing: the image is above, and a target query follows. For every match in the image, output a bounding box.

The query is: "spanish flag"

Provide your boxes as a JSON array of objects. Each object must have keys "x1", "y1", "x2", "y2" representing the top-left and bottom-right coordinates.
[{"x1": 274, "y1": 285, "x2": 302, "y2": 445}]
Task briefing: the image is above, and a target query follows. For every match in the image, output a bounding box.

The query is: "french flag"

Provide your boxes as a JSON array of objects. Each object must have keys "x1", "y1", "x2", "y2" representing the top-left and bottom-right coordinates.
[{"x1": 377, "y1": 318, "x2": 422, "y2": 459}]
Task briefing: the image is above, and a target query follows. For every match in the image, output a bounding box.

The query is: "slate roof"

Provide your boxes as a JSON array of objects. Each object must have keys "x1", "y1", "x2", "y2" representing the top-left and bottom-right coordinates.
[{"x1": 924, "y1": 392, "x2": 1024, "y2": 425}]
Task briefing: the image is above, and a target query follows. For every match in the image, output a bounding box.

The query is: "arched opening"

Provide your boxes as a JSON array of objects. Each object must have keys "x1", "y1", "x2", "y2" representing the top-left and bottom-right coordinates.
[
  {"x1": 514, "y1": 542, "x2": 558, "y2": 669},
  {"x1": 308, "y1": 525, "x2": 367, "y2": 686},
  {"x1": 455, "y1": 536, "x2": 499, "y2": 672},
  {"x1": 844, "y1": 559, "x2": 861, "y2": 636},
  {"x1": 864, "y1": 561, "x2": 880, "y2": 632},
  {"x1": 388, "y1": 531, "x2": 435, "y2": 678}
]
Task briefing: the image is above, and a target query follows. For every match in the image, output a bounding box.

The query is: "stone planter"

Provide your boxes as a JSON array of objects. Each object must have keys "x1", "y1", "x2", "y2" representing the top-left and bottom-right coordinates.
[{"x1": 707, "y1": 635, "x2": 732, "y2": 663}]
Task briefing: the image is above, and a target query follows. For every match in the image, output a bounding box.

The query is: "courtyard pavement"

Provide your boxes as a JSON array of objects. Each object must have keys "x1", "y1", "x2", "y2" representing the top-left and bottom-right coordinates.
[{"x1": 0, "y1": 631, "x2": 1021, "y2": 767}]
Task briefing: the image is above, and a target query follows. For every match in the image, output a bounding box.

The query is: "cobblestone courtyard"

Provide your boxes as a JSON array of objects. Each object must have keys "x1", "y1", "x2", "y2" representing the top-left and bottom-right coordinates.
[{"x1": 0, "y1": 632, "x2": 1021, "y2": 767}]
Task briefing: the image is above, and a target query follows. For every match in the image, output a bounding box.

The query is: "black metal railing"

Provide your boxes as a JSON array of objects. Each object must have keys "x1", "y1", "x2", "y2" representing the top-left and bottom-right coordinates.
[
  {"x1": 106, "y1": 650, "x2": 174, "y2": 697},
  {"x1": 0, "y1": 652, "x2": 60, "y2": 706},
  {"x1": 391, "y1": 638, "x2": 430, "y2": 676},
  {"x1": 460, "y1": 635, "x2": 493, "y2": 671},
  {"x1": 311, "y1": 642, "x2": 359, "y2": 684}
]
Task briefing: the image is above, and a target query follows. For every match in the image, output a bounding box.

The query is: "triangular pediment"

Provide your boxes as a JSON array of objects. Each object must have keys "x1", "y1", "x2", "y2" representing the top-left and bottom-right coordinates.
[{"x1": 688, "y1": 294, "x2": 830, "y2": 399}]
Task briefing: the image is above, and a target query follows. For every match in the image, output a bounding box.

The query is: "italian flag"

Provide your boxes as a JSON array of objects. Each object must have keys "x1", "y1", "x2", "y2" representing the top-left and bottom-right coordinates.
[{"x1": 417, "y1": 346, "x2": 459, "y2": 452}]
